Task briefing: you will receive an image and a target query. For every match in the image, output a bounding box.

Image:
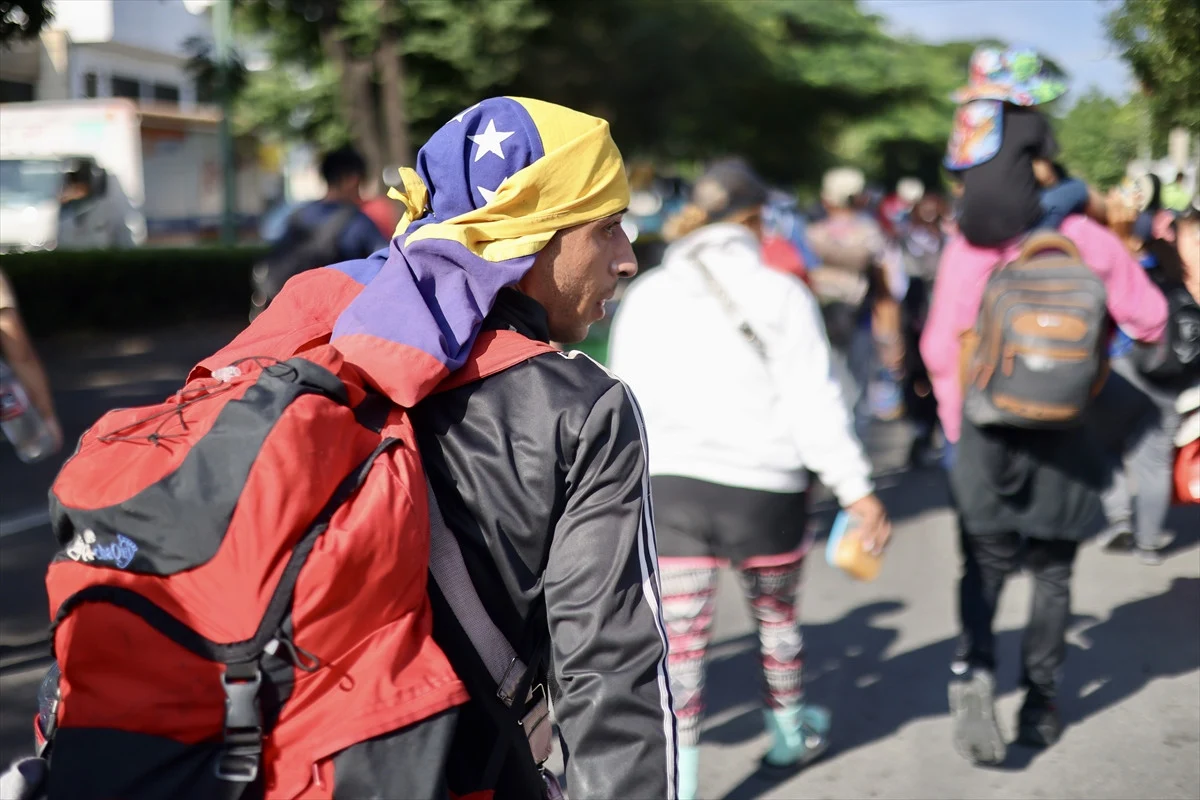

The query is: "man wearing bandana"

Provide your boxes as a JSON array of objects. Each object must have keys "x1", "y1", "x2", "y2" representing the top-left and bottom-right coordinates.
[
  {"x1": 9, "y1": 96, "x2": 671, "y2": 800},
  {"x1": 1, "y1": 100, "x2": 672, "y2": 800},
  {"x1": 196, "y1": 97, "x2": 676, "y2": 798}
]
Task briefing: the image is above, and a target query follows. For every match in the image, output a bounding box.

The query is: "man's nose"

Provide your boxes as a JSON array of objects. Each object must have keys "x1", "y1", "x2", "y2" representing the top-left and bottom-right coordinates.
[{"x1": 616, "y1": 233, "x2": 638, "y2": 278}]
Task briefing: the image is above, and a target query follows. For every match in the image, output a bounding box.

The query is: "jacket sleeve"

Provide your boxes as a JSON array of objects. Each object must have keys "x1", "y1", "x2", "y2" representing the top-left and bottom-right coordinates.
[
  {"x1": 544, "y1": 381, "x2": 677, "y2": 799},
  {"x1": 1081, "y1": 219, "x2": 1169, "y2": 343},
  {"x1": 773, "y1": 279, "x2": 874, "y2": 507}
]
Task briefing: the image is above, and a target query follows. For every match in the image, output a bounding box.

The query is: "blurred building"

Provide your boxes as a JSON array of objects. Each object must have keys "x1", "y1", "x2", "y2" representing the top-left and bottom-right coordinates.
[{"x1": 0, "y1": 0, "x2": 211, "y2": 108}]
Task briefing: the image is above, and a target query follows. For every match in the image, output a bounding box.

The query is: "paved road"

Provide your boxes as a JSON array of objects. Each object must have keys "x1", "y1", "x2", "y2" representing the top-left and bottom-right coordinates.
[{"x1": 2, "y1": 324, "x2": 1198, "y2": 800}]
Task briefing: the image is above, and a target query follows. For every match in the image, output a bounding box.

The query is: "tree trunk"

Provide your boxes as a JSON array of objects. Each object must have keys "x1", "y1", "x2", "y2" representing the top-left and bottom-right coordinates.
[
  {"x1": 376, "y1": 19, "x2": 412, "y2": 168},
  {"x1": 319, "y1": 23, "x2": 386, "y2": 193}
]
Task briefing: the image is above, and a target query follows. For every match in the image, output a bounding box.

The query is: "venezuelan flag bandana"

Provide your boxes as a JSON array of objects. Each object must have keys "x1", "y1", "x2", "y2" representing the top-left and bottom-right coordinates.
[{"x1": 326, "y1": 97, "x2": 629, "y2": 406}]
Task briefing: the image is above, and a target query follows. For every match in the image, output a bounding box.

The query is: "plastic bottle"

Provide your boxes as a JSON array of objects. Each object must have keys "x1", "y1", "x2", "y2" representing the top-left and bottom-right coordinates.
[{"x1": 0, "y1": 359, "x2": 59, "y2": 464}]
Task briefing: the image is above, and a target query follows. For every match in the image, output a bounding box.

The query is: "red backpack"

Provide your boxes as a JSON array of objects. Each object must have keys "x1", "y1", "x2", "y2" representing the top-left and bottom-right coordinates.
[{"x1": 38, "y1": 329, "x2": 554, "y2": 799}]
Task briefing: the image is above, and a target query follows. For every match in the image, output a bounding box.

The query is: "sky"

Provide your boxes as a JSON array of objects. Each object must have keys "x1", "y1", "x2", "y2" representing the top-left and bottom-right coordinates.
[{"x1": 861, "y1": 0, "x2": 1134, "y2": 99}]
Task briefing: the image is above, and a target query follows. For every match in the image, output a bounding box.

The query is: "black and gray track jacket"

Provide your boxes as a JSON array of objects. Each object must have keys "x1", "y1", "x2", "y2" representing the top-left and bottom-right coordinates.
[{"x1": 411, "y1": 288, "x2": 678, "y2": 799}]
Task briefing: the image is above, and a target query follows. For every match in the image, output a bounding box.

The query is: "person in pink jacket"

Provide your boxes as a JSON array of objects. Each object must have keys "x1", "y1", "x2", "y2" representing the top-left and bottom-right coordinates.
[
  {"x1": 919, "y1": 213, "x2": 1167, "y2": 766},
  {"x1": 921, "y1": 215, "x2": 1167, "y2": 446}
]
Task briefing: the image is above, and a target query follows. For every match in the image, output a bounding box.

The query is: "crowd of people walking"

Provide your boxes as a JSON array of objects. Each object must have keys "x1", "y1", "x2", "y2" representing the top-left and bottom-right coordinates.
[{"x1": 1, "y1": 43, "x2": 1196, "y2": 800}]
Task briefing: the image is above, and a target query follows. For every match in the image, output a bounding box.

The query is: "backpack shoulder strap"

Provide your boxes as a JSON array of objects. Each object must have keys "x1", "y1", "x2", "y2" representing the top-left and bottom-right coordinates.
[
  {"x1": 692, "y1": 247, "x2": 769, "y2": 361},
  {"x1": 426, "y1": 475, "x2": 553, "y2": 767},
  {"x1": 309, "y1": 203, "x2": 361, "y2": 253},
  {"x1": 436, "y1": 330, "x2": 558, "y2": 393}
]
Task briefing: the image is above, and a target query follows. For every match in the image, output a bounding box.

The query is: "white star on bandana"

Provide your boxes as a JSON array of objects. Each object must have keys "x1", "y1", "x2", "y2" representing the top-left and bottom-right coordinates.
[{"x1": 468, "y1": 119, "x2": 515, "y2": 162}]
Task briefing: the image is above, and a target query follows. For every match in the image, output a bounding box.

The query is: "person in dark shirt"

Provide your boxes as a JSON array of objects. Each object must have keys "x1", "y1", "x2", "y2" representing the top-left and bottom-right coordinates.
[
  {"x1": 297, "y1": 146, "x2": 389, "y2": 261},
  {"x1": 250, "y1": 147, "x2": 390, "y2": 320},
  {"x1": 953, "y1": 104, "x2": 1090, "y2": 247},
  {"x1": 943, "y1": 47, "x2": 1089, "y2": 248}
]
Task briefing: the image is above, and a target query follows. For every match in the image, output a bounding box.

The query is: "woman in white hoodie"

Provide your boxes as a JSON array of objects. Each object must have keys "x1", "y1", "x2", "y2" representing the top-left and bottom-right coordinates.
[{"x1": 609, "y1": 159, "x2": 892, "y2": 798}]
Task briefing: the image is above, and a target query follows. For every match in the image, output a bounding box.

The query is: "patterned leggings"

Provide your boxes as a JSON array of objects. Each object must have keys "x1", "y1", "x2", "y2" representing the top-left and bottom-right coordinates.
[{"x1": 660, "y1": 559, "x2": 806, "y2": 748}]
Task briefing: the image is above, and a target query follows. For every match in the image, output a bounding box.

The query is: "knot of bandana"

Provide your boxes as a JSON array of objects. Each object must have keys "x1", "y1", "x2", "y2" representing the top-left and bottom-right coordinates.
[{"x1": 388, "y1": 167, "x2": 430, "y2": 234}]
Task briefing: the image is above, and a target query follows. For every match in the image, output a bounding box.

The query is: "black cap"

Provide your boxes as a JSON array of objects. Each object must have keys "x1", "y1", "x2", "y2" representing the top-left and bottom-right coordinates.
[{"x1": 690, "y1": 158, "x2": 769, "y2": 221}]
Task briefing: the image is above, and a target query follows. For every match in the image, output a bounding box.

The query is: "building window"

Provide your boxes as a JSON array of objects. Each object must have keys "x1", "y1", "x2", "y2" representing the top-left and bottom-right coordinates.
[
  {"x1": 84, "y1": 73, "x2": 98, "y2": 98},
  {"x1": 152, "y1": 83, "x2": 180, "y2": 104},
  {"x1": 111, "y1": 75, "x2": 141, "y2": 101},
  {"x1": 0, "y1": 80, "x2": 35, "y2": 103}
]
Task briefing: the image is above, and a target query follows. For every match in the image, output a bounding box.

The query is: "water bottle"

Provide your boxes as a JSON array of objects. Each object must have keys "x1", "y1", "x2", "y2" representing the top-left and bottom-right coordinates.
[{"x1": 0, "y1": 359, "x2": 59, "y2": 464}]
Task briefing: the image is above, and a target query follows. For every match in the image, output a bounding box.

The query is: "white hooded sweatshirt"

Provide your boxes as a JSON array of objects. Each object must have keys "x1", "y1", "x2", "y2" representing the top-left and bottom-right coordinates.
[{"x1": 608, "y1": 222, "x2": 873, "y2": 506}]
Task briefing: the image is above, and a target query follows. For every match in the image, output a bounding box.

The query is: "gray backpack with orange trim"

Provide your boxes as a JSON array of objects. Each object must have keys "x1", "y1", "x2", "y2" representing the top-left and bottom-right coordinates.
[{"x1": 960, "y1": 232, "x2": 1110, "y2": 429}]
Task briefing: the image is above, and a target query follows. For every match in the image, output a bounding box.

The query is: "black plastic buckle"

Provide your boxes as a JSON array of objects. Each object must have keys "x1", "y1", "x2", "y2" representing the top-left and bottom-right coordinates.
[
  {"x1": 496, "y1": 656, "x2": 524, "y2": 708},
  {"x1": 520, "y1": 683, "x2": 552, "y2": 765},
  {"x1": 215, "y1": 665, "x2": 263, "y2": 783}
]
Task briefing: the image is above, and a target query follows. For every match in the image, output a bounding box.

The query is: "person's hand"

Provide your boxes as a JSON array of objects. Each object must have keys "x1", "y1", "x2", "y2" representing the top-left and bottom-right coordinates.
[{"x1": 846, "y1": 493, "x2": 892, "y2": 556}]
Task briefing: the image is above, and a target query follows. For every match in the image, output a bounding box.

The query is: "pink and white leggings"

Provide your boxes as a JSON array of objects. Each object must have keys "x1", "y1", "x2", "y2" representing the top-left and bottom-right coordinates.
[{"x1": 660, "y1": 557, "x2": 806, "y2": 747}]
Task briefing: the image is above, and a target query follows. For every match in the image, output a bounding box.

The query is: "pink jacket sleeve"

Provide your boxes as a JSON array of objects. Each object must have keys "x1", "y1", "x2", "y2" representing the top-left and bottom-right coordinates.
[
  {"x1": 920, "y1": 236, "x2": 992, "y2": 443},
  {"x1": 1067, "y1": 217, "x2": 1168, "y2": 343},
  {"x1": 919, "y1": 236, "x2": 973, "y2": 384}
]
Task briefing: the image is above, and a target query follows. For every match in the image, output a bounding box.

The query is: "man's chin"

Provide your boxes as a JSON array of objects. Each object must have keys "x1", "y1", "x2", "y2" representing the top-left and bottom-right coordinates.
[{"x1": 550, "y1": 323, "x2": 590, "y2": 346}]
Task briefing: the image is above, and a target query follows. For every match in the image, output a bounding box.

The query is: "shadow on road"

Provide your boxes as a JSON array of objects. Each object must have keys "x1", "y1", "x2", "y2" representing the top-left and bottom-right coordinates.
[
  {"x1": 706, "y1": 577, "x2": 1200, "y2": 800},
  {"x1": 0, "y1": 527, "x2": 58, "y2": 655}
]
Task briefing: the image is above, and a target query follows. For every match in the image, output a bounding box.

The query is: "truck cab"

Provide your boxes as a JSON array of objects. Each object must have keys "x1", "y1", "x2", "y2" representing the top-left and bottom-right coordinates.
[{"x1": 0, "y1": 155, "x2": 142, "y2": 253}]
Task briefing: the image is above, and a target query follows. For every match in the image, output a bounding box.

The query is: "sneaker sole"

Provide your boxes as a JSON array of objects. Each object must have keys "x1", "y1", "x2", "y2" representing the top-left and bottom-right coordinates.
[{"x1": 949, "y1": 680, "x2": 1006, "y2": 766}]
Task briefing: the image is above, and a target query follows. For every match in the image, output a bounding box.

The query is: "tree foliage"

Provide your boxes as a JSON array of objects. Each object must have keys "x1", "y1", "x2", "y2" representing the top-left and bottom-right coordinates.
[
  {"x1": 233, "y1": 0, "x2": 548, "y2": 188},
  {"x1": 232, "y1": 0, "x2": 984, "y2": 187},
  {"x1": 223, "y1": 0, "x2": 1189, "y2": 193},
  {"x1": 0, "y1": 0, "x2": 52, "y2": 48},
  {"x1": 831, "y1": 38, "x2": 998, "y2": 189},
  {"x1": 1106, "y1": 0, "x2": 1200, "y2": 131},
  {"x1": 1053, "y1": 90, "x2": 1146, "y2": 188},
  {"x1": 184, "y1": 34, "x2": 248, "y2": 105}
]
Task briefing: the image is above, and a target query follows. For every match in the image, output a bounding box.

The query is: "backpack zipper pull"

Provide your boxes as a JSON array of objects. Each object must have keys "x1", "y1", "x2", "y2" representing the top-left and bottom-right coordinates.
[{"x1": 265, "y1": 632, "x2": 321, "y2": 672}]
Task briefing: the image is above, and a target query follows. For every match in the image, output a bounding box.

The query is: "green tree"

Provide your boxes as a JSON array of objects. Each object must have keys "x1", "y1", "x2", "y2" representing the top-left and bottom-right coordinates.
[
  {"x1": 0, "y1": 0, "x2": 52, "y2": 48},
  {"x1": 831, "y1": 39, "x2": 991, "y2": 190},
  {"x1": 1053, "y1": 90, "x2": 1149, "y2": 188},
  {"x1": 506, "y1": 0, "x2": 807, "y2": 177},
  {"x1": 507, "y1": 0, "x2": 960, "y2": 185},
  {"x1": 228, "y1": 0, "x2": 1001, "y2": 192},
  {"x1": 1107, "y1": 0, "x2": 1200, "y2": 132},
  {"x1": 234, "y1": 0, "x2": 548, "y2": 188}
]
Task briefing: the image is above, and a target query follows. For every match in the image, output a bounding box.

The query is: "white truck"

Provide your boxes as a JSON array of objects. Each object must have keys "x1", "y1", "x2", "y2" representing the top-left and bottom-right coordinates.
[{"x1": 0, "y1": 98, "x2": 277, "y2": 252}]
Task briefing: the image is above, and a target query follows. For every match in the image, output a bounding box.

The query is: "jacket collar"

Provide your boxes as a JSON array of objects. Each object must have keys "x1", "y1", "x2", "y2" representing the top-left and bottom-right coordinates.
[{"x1": 484, "y1": 287, "x2": 553, "y2": 343}]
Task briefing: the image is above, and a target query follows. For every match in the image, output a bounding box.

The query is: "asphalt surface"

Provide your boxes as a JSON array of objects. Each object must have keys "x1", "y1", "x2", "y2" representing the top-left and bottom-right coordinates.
[{"x1": 2, "y1": 322, "x2": 1198, "y2": 799}]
